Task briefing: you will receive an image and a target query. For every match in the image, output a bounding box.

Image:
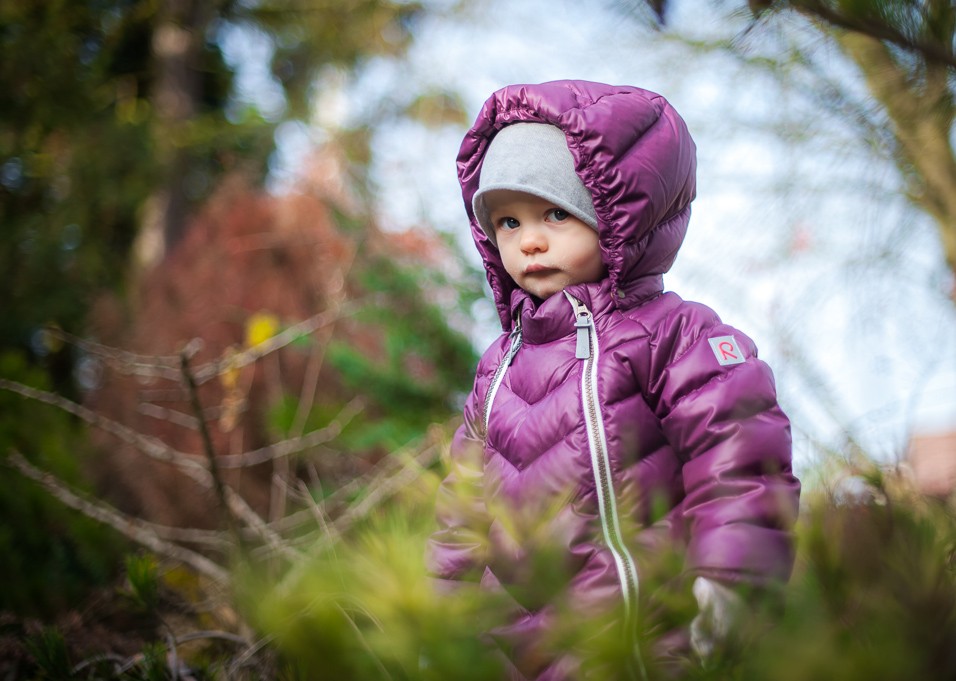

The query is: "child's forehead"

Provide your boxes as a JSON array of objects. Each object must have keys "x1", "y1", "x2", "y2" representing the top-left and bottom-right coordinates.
[{"x1": 483, "y1": 189, "x2": 554, "y2": 213}]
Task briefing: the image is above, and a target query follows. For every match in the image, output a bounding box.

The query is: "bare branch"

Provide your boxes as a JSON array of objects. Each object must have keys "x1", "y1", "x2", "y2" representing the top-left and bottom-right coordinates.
[
  {"x1": 1, "y1": 378, "x2": 302, "y2": 559},
  {"x1": 794, "y1": 0, "x2": 956, "y2": 70},
  {"x1": 191, "y1": 297, "x2": 378, "y2": 385},
  {"x1": 174, "y1": 630, "x2": 251, "y2": 646},
  {"x1": 0, "y1": 379, "x2": 208, "y2": 482},
  {"x1": 296, "y1": 479, "x2": 337, "y2": 544},
  {"x1": 226, "y1": 633, "x2": 277, "y2": 677},
  {"x1": 290, "y1": 245, "x2": 356, "y2": 437},
  {"x1": 223, "y1": 486, "x2": 301, "y2": 562},
  {"x1": 265, "y1": 429, "x2": 441, "y2": 536},
  {"x1": 272, "y1": 438, "x2": 442, "y2": 597},
  {"x1": 45, "y1": 296, "x2": 374, "y2": 386},
  {"x1": 6, "y1": 450, "x2": 230, "y2": 585},
  {"x1": 317, "y1": 443, "x2": 439, "y2": 547},
  {"x1": 835, "y1": 31, "x2": 956, "y2": 277},
  {"x1": 138, "y1": 402, "x2": 200, "y2": 429},
  {"x1": 217, "y1": 397, "x2": 365, "y2": 469},
  {"x1": 46, "y1": 327, "x2": 187, "y2": 381},
  {"x1": 180, "y1": 351, "x2": 232, "y2": 533},
  {"x1": 150, "y1": 525, "x2": 231, "y2": 550}
]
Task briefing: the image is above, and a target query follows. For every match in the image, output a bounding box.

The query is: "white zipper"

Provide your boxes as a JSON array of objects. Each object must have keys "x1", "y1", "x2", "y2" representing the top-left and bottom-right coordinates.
[
  {"x1": 482, "y1": 298, "x2": 646, "y2": 678},
  {"x1": 482, "y1": 320, "x2": 522, "y2": 435},
  {"x1": 565, "y1": 292, "x2": 647, "y2": 680}
]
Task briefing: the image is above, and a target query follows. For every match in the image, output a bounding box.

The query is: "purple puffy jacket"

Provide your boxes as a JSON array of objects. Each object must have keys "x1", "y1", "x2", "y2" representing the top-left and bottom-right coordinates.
[{"x1": 427, "y1": 81, "x2": 800, "y2": 679}]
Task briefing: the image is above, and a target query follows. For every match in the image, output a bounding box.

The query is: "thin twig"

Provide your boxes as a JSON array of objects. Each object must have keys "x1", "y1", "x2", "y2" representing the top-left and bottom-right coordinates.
[
  {"x1": 274, "y1": 439, "x2": 442, "y2": 597},
  {"x1": 329, "y1": 439, "x2": 439, "y2": 508},
  {"x1": 223, "y1": 487, "x2": 301, "y2": 562},
  {"x1": 217, "y1": 397, "x2": 364, "y2": 468},
  {"x1": 46, "y1": 327, "x2": 187, "y2": 381},
  {"x1": 180, "y1": 352, "x2": 232, "y2": 535},
  {"x1": 6, "y1": 451, "x2": 230, "y2": 584},
  {"x1": 264, "y1": 428, "x2": 437, "y2": 536},
  {"x1": 46, "y1": 298, "x2": 372, "y2": 386},
  {"x1": 175, "y1": 630, "x2": 250, "y2": 646},
  {"x1": 71, "y1": 653, "x2": 125, "y2": 675},
  {"x1": 149, "y1": 526, "x2": 231, "y2": 550},
  {"x1": 191, "y1": 297, "x2": 378, "y2": 385},
  {"x1": 1, "y1": 378, "x2": 301, "y2": 558},
  {"x1": 0, "y1": 379, "x2": 208, "y2": 480},
  {"x1": 138, "y1": 402, "x2": 200, "y2": 430},
  {"x1": 316, "y1": 443, "x2": 439, "y2": 549},
  {"x1": 290, "y1": 246, "x2": 356, "y2": 437},
  {"x1": 227, "y1": 634, "x2": 277, "y2": 677},
  {"x1": 244, "y1": 480, "x2": 339, "y2": 561},
  {"x1": 289, "y1": 340, "x2": 326, "y2": 436},
  {"x1": 165, "y1": 630, "x2": 180, "y2": 681},
  {"x1": 795, "y1": 0, "x2": 956, "y2": 70},
  {"x1": 296, "y1": 479, "x2": 336, "y2": 541}
]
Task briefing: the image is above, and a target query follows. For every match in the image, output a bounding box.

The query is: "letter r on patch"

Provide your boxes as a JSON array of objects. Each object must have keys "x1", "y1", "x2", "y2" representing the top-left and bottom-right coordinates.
[{"x1": 708, "y1": 335, "x2": 745, "y2": 366}]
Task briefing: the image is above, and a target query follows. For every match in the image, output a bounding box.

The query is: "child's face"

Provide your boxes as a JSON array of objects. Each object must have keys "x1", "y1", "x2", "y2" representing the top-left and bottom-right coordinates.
[{"x1": 485, "y1": 190, "x2": 605, "y2": 300}]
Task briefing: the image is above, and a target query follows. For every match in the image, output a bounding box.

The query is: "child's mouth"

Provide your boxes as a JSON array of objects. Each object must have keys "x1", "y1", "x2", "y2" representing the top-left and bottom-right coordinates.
[{"x1": 524, "y1": 264, "x2": 557, "y2": 275}]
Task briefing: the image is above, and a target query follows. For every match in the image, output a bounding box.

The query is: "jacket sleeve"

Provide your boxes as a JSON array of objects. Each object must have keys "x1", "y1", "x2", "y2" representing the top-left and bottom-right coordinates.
[
  {"x1": 425, "y1": 376, "x2": 492, "y2": 588},
  {"x1": 650, "y1": 306, "x2": 801, "y2": 586}
]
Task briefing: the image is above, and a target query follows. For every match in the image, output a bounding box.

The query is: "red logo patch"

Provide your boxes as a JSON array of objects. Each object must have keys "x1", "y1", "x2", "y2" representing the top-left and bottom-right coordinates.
[{"x1": 708, "y1": 336, "x2": 745, "y2": 366}]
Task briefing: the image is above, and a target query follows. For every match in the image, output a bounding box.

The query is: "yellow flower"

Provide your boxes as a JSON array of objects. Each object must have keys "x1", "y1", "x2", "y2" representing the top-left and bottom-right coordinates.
[{"x1": 245, "y1": 312, "x2": 280, "y2": 348}]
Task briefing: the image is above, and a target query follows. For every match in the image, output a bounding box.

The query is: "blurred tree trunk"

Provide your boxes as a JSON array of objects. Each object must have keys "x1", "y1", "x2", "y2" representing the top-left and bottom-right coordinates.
[
  {"x1": 134, "y1": 0, "x2": 211, "y2": 271},
  {"x1": 769, "y1": 0, "x2": 956, "y2": 293},
  {"x1": 0, "y1": 0, "x2": 422, "y2": 379},
  {"x1": 636, "y1": 0, "x2": 956, "y2": 294},
  {"x1": 833, "y1": 30, "x2": 956, "y2": 283}
]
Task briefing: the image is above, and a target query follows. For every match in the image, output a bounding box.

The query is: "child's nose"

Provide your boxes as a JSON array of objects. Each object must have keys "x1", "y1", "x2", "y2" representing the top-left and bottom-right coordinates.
[{"x1": 520, "y1": 223, "x2": 548, "y2": 253}]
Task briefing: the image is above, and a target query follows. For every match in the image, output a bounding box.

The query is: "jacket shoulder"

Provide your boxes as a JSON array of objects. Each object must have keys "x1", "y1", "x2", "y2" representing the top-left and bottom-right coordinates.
[
  {"x1": 620, "y1": 292, "x2": 722, "y2": 352},
  {"x1": 653, "y1": 295, "x2": 724, "y2": 361},
  {"x1": 627, "y1": 293, "x2": 770, "y2": 414}
]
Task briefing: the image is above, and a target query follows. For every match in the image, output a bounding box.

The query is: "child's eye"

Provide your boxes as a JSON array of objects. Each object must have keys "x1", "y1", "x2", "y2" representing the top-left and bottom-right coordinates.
[
  {"x1": 546, "y1": 208, "x2": 570, "y2": 222},
  {"x1": 496, "y1": 217, "x2": 520, "y2": 231}
]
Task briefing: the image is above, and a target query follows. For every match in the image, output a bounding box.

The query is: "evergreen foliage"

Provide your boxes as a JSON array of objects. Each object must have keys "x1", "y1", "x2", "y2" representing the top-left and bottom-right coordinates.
[
  {"x1": 247, "y1": 463, "x2": 956, "y2": 680},
  {"x1": 0, "y1": 352, "x2": 124, "y2": 617},
  {"x1": 0, "y1": 0, "x2": 422, "y2": 387},
  {"x1": 0, "y1": 0, "x2": 454, "y2": 627}
]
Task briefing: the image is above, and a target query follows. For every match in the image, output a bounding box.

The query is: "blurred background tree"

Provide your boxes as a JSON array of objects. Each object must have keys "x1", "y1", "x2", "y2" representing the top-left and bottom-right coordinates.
[
  {"x1": 616, "y1": 0, "x2": 956, "y2": 291},
  {"x1": 0, "y1": 0, "x2": 422, "y2": 391},
  {"x1": 0, "y1": 0, "x2": 480, "y2": 618}
]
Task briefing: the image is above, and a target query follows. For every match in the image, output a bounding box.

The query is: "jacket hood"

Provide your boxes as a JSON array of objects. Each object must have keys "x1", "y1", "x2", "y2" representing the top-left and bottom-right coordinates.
[{"x1": 457, "y1": 80, "x2": 697, "y2": 330}]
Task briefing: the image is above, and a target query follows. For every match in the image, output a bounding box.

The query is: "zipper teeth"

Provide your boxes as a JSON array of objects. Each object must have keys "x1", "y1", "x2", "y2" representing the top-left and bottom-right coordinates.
[
  {"x1": 483, "y1": 326, "x2": 521, "y2": 435},
  {"x1": 584, "y1": 349, "x2": 639, "y2": 613},
  {"x1": 483, "y1": 357, "x2": 508, "y2": 435},
  {"x1": 577, "y1": 300, "x2": 647, "y2": 680}
]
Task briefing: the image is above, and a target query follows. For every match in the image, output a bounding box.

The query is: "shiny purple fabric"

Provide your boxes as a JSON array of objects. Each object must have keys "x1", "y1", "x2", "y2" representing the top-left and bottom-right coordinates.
[{"x1": 428, "y1": 81, "x2": 800, "y2": 680}]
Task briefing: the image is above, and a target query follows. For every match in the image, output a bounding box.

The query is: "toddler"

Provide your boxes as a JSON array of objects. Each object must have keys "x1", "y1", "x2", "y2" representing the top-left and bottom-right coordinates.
[{"x1": 427, "y1": 80, "x2": 800, "y2": 680}]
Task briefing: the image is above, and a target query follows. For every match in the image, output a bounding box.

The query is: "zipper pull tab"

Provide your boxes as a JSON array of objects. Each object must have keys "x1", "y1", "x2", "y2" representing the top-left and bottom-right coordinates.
[
  {"x1": 574, "y1": 309, "x2": 592, "y2": 359},
  {"x1": 506, "y1": 321, "x2": 523, "y2": 365},
  {"x1": 563, "y1": 292, "x2": 593, "y2": 360}
]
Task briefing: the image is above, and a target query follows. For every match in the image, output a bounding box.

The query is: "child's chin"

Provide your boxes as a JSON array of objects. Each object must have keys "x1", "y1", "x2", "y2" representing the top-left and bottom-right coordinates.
[
  {"x1": 520, "y1": 277, "x2": 565, "y2": 300},
  {"x1": 528, "y1": 286, "x2": 561, "y2": 299}
]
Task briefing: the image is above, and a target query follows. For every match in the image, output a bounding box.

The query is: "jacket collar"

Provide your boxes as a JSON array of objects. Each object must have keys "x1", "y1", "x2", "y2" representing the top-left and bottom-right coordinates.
[{"x1": 510, "y1": 279, "x2": 618, "y2": 345}]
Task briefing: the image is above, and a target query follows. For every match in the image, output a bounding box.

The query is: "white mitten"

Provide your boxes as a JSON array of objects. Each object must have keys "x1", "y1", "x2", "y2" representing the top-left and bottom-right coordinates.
[{"x1": 690, "y1": 576, "x2": 744, "y2": 660}]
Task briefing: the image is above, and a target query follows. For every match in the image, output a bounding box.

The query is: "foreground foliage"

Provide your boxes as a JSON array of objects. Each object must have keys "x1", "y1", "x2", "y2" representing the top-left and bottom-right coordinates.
[
  {"x1": 243, "y1": 466, "x2": 956, "y2": 681},
  {"x1": 3, "y1": 426, "x2": 955, "y2": 680}
]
